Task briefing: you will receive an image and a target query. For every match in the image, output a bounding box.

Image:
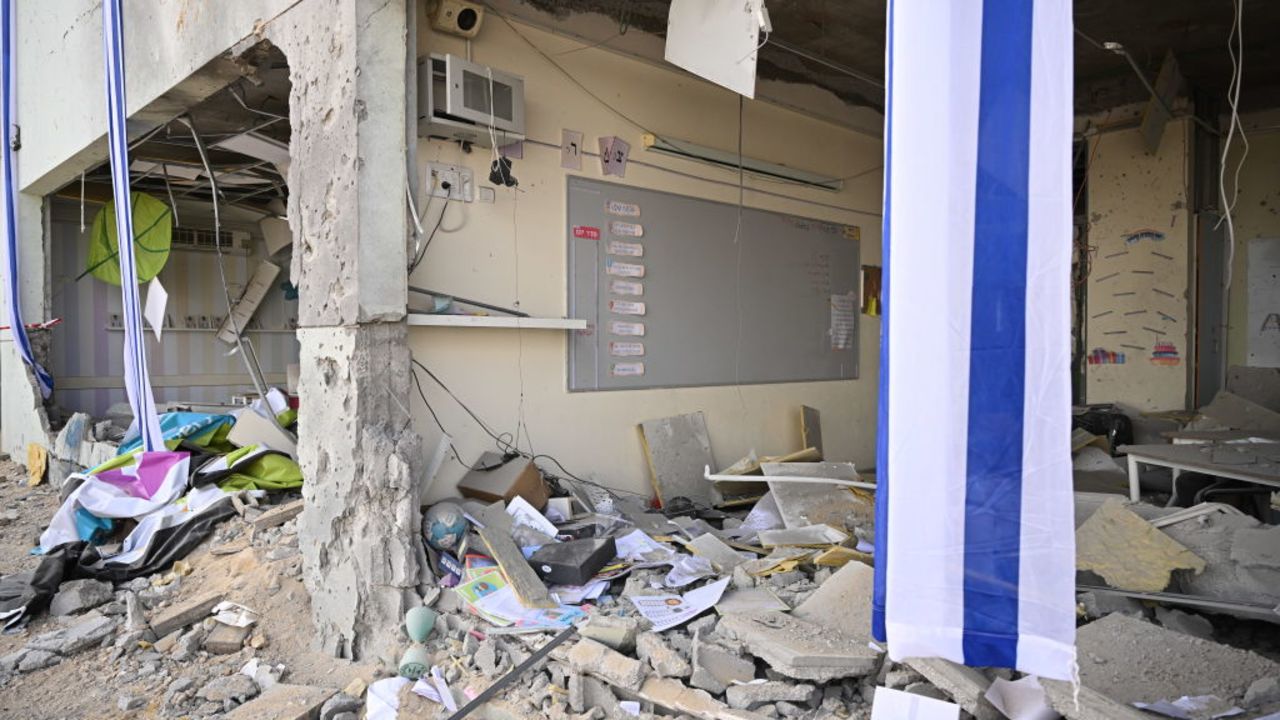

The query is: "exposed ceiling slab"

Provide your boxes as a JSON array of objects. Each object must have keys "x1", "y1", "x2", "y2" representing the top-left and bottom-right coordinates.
[{"x1": 505, "y1": 0, "x2": 1280, "y2": 120}]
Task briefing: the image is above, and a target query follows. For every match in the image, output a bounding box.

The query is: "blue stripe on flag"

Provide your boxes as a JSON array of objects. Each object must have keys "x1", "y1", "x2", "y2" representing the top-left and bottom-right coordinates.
[
  {"x1": 871, "y1": 0, "x2": 895, "y2": 645},
  {"x1": 1, "y1": 0, "x2": 53, "y2": 397},
  {"x1": 962, "y1": 0, "x2": 1034, "y2": 668}
]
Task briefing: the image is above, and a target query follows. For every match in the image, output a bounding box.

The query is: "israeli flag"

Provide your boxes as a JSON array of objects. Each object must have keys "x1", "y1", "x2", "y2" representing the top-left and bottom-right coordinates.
[{"x1": 872, "y1": 0, "x2": 1077, "y2": 681}]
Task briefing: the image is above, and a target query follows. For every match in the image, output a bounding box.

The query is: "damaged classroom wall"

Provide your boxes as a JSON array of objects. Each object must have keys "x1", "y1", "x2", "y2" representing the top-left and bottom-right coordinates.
[
  {"x1": 1225, "y1": 109, "x2": 1280, "y2": 370},
  {"x1": 1085, "y1": 116, "x2": 1194, "y2": 411},
  {"x1": 47, "y1": 199, "x2": 300, "y2": 416},
  {"x1": 410, "y1": 16, "x2": 884, "y2": 502},
  {"x1": 1, "y1": 0, "x2": 302, "y2": 460}
]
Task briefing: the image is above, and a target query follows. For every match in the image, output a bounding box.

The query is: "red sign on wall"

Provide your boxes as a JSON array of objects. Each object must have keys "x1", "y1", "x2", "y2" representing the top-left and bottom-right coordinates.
[{"x1": 572, "y1": 225, "x2": 601, "y2": 240}]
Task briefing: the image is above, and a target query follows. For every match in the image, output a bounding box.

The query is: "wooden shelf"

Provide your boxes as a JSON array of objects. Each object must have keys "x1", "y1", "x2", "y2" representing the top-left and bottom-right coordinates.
[{"x1": 406, "y1": 314, "x2": 587, "y2": 330}]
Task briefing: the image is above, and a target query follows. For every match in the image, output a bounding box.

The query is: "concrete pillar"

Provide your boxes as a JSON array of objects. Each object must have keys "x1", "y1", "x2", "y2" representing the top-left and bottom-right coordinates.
[{"x1": 268, "y1": 0, "x2": 421, "y2": 663}]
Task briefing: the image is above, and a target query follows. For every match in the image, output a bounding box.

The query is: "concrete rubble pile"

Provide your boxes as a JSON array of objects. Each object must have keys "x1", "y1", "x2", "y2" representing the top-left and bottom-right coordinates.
[
  {"x1": 361, "y1": 457, "x2": 1280, "y2": 720},
  {"x1": 0, "y1": 499, "x2": 345, "y2": 719}
]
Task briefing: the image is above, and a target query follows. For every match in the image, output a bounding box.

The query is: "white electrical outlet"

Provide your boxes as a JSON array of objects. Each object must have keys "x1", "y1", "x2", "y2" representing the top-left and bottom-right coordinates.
[{"x1": 426, "y1": 162, "x2": 474, "y2": 202}]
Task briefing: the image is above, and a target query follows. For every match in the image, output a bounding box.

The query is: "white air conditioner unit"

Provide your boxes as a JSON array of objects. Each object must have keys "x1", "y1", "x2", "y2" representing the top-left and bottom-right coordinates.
[
  {"x1": 172, "y1": 226, "x2": 251, "y2": 253},
  {"x1": 417, "y1": 54, "x2": 525, "y2": 148}
]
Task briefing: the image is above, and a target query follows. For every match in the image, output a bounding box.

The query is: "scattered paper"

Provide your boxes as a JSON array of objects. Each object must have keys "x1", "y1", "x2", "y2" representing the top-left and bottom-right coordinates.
[
  {"x1": 550, "y1": 579, "x2": 609, "y2": 605},
  {"x1": 620, "y1": 700, "x2": 641, "y2": 716},
  {"x1": 366, "y1": 677, "x2": 411, "y2": 720},
  {"x1": 144, "y1": 277, "x2": 168, "y2": 342},
  {"x1": 871, "y1": 687, "x2": 959, "y2": 720},
  {"x1": 562, "y1": 129, "x2": 584, "y2": 170},
  {"x1": 664, "y1": 555, "x2": 716, "y2": 587},
  {"x1": 615, "y1": 529, "x2": 676, "y2": 563},
  {"x1": 458, "y1": 568, "x2": 586, "y2": 628},
  {"x1": 211, "y1": 601, "x2": 259, "y2": 628},
  {"x1": 984, "y1": 676, "x2": 1056, "y2": 720},
  {"x1": 1132, "y1": 696, "x2": 1244, "y2": 719},
  {"x1": 507, "y1": 495, "x2": 559, "y2": 538},
  {"x1": 629, "y1": 577, "x2": 730, "y2": 632},
  {"x1": 433, "y1": 666, "x2": 458, "y2": 711}
]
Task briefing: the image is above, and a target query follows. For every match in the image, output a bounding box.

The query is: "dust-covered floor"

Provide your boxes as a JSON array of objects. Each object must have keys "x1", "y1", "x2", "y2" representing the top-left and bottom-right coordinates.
[{"x1": 0, "y1": 461, "x2": 377, "y2": 719}]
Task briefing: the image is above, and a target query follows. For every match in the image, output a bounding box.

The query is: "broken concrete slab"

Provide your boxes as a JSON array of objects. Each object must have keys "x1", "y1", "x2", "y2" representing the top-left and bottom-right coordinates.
[
  {"x1": 757, "y1": 525, "x2": 849, "y2": 548},
  {"x1": 688, "y1": 533, "x2": 747, "y2": 572},
  {"x1": 1076, "y1": 590, "x2": 1144, "y2": 619},
  {"x1": 1075, "y1": 612, "x2": 1280, "y2": 707},
  {"x1": 1245, "y1": 677, "x2": 1280, "y2": 709},
  {"x1": 638, "y1": 677, "x2": 771, "y2": 720},
  {"x1": 760, "y1": 462, "x2": 872, "y2": 534},
  {"x1": 1154, "y1": 607, "x2": 1214, "y2": 639},
  {"x1": 639, "y1": 412, "x2": 717, "y2": 509},
  {"x1": 251, "y1": 499, "x2": 304, "y2": 533},
  {"x1": 566, "y1": 638, "x2": 646, "y2": 691},
  {"x1": 204, "y1": 622, "x2": 252, "y2": 654},
  {"x1": 578, "y1": 615, "x2": 639, "y2": 653},
  {"x1": 1075, "y1": 498, "x2": 1205, "y2": 592},
  {"x1": 637, "y1": 633, "x2": 691, "y2": 678},
  {"x1": 690, "y1": 631, "x2": 757, "y2": 694},
  {"x1": 145, "y1": 592, "x2": 223, "y2": 640},
  {"x1": 223, "y1": 683, "x2": 336, "y2": 719},
  {"x1": 719, "y1": 610, "x2": 880, "y2": 681},
  {"x1": 27, "y1": 613, "x2": 117, "y2": 655},
  {"x1": 726, "y1": 681, "x2": 817, "y2": 710},
  {"x1": 715, "y1": 587, "x2": 789, "y2": 615},
  {"x1": 49, "y1": 578, "x2": 114, "y2": 616},
  {"x1": 1199, "y1": 390, "x2": 1280, "y2": 434},
  {"x1": 1231, "y1": 524, "x2": 1280, "y2": 568},
  {"x1": 791, "y1": 561, "x2": 872, "y2": 638},
  {"x1": 1162, "y1": 511, "x2": 1280, "y2": 607},
  {"x1": 1039, "y1": 679, "x2": 1149, "y2": 720},
  {"x1": 903, "y1": 658, "x2": 1001, "y2": 720}
]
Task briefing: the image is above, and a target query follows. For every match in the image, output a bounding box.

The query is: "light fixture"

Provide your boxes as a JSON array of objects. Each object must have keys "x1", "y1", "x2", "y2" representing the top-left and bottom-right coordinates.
[{"x1": 641, "y1": 133, "x2": 842, "y2": 191}]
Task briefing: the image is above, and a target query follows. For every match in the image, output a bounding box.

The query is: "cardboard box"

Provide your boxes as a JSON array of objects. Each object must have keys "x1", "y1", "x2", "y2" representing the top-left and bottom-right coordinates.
[{"x1": 457, "y1": 452, "x2": 549, "y2": 510}]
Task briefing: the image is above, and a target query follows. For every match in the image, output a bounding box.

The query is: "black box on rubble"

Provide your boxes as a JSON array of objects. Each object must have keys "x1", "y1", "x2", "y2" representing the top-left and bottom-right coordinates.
[{"x1": 528, "y1": 537, "x2": 617, "y2": 586}]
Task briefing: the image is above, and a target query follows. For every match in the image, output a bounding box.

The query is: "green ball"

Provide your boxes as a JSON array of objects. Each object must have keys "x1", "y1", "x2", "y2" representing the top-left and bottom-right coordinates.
[
  {"x1": 406, "y1": 606, "x2": 437, "y2": 644},
  {"x1": 399, "y1": 644, "x2": 431, "y2": 680}
]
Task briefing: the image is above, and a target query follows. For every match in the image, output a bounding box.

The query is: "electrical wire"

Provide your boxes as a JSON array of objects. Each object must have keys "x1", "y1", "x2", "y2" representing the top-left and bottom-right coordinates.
[
  {"x1": 409, "y1": 196, "x2": 449, "y2": 273},
  {"x1": 520, "y1": 138, "x2": 881, "y2": 218},
  {"x1": 410, "y1": 356, "x2": 665, "y2": 505},
  {"x1": 490, "y1": 9, "x2": 653, "y2": 136},
  {"x1": 1217, "y1": 0, "x2": 1247, "y2": 290}
]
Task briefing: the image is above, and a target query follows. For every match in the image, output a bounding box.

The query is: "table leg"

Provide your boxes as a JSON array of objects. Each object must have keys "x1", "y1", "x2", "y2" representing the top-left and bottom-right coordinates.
[{"x1": 1128, "y1": 455, "x2": 1141, "y2": 502}]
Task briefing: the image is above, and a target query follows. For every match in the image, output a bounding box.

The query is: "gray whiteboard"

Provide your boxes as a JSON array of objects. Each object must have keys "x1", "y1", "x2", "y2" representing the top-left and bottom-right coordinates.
[{"x1": 567, "y1": 176, "x2": 860, "y2": 391}]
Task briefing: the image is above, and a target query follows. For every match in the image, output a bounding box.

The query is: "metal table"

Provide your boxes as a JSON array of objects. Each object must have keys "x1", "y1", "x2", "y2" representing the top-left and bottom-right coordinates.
[{"x1": 1119, "y1": 442, "x2": 1280, "y2": 502}]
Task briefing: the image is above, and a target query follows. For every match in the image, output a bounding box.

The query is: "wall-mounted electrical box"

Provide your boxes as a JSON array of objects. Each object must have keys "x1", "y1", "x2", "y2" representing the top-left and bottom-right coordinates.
[{"x1": 417, "y1": 54, "x2": 525, "y2": 148}]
